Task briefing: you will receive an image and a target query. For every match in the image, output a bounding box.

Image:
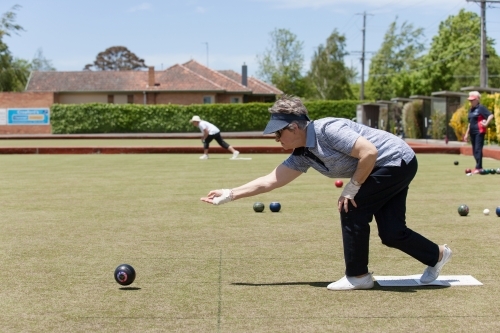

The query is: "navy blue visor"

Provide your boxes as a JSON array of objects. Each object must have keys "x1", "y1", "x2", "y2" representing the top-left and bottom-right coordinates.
[{"x1": 263, "y1": 114, "x2": 311, "y2": 134}]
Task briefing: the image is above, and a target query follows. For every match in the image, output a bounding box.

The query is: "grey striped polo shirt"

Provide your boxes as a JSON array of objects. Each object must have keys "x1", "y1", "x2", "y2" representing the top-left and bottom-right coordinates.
[{"x1": 282, "y1": 117, "x2": 415, "y2": 178}]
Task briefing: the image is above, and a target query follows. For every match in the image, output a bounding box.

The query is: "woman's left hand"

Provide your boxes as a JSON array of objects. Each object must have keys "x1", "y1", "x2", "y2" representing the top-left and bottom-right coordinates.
[{"x1": 338, "y1": 196, "x2": 357, "y2": 213}]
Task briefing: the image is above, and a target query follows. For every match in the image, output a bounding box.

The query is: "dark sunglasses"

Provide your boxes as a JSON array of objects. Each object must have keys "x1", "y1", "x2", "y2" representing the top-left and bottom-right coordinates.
[{"x1": 274, "y1": 125, "x2": 292, "y2": 140}]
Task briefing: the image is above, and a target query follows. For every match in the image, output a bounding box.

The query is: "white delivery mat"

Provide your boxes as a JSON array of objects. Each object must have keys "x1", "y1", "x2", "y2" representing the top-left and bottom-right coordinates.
[{"x1": 374, "y1": 275, "x2": 483, "y2": 287}]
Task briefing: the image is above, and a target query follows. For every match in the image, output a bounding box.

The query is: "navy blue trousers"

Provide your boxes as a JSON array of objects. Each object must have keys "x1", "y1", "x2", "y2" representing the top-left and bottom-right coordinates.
[
  {"x1": 470, "y1": 132, "x2": 485, "y2": 169},
  {"x1": 340, "y1": 156, "x2": 439, "y2": 276}
]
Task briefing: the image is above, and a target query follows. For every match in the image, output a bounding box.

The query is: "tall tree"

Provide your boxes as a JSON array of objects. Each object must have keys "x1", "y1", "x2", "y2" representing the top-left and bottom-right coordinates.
[
  {"x1": 366, "y1": 19, "x2": 425, "y2": 100},
  {"x1": 0, "y1": 5, "x2": 28, "y2": 92},
  {"x1": 417, "y1": 9, "x2": 500, "y2": 94},
  {"x1": 256, "y1": 28, "x2": 309, "y2": 97},
  {"x1": 84, "y1": 46, "x2": 148, "y2": 71},
  {"x1": 307, "y1": 29, "x2": 353, "y2": 100}
]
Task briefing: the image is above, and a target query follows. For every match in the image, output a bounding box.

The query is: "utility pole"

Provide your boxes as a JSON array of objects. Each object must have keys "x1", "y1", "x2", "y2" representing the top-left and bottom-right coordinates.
[
  {"x1": 202, "y1": 42, "x2": 209, "y2": 67},
  {"x1": 466, "y1": 0, "x2": 500, "y2": 87},
  {"x1": 356, "y1": 11, "x2": 373, "y2": 100}
]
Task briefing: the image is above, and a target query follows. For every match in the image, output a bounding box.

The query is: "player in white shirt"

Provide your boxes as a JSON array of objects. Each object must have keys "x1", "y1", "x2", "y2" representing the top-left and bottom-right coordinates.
[{"x1": 189, "y1": 116, "x2": 239, "y2": 159}]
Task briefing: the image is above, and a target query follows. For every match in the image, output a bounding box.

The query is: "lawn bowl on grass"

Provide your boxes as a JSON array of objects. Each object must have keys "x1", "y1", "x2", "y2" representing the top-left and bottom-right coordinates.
[
  {"x1": 253, "y1": 202, "x2": 265, "y2": 212},
  {"x1": 269, "y1": 202, "x2": 281, "y2": 212},
  {"x1": 114, "y1": 264, "x2": 136, "y2": 286},
  {"x1": 458, "y1": 204, "x2": 469, "y2": 216}
]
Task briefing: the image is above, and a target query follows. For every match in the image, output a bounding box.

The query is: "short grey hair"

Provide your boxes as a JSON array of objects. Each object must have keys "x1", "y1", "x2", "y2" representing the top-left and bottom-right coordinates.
[
  {"x1": 269, "y1": 95, "x2": 309, "y2": 129},
  {"x1": 269, "y1": 95, "x2": 308, "y2": 115}
]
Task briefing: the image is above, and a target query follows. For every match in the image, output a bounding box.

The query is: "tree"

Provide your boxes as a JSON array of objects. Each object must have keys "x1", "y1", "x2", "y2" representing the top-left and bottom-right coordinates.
[
  {"x1": 30, "y1": 48, "x2": 55, "y2": 71},
  {"x1": 256, "y1": 28, "x2": 309, "y2": 97},
  {"x1": 84, "y1": 46, "x2": 148, "y2": 71},
  {"x1": 366, "y1": 19, "x2": 425, "y2": 100},
  {"x1": 307, "y1": 30, "x2": 354, "y2": 100},
  {"x1": 0, "y1": 5, "x2": 28, "y2": 92},
  {"x1": 417, "y1": 9, "x2": 500, "y2": 94}
]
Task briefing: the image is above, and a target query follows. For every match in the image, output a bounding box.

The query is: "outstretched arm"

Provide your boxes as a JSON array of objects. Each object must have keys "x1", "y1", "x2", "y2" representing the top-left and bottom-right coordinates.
[{"x1": 201, "y1": 164, "x2": 302, "y2": 205}]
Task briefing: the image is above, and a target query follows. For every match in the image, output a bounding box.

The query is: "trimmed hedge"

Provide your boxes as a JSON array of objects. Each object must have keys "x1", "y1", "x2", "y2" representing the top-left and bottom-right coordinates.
[{"x1": 50, "y1": 101, "x2": 360, "y2": 134}]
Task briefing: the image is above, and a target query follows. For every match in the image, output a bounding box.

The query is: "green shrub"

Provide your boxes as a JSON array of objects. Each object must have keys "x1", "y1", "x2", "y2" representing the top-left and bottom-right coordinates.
[
  {"x1": 402, "y1": 100, "x2": 422, "y2": 139},
  {"x1": 430, "y1": 112, "x2": 446, "y2": 140},
  {"x1": 50, "y1": 101, "x2": 360, "y2": 134}
]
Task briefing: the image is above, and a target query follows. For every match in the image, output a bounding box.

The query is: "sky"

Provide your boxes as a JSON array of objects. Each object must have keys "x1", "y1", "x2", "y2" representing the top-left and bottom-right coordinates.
[{"x1": 1, "y1": 0, "x2": 499, "y2": 81}]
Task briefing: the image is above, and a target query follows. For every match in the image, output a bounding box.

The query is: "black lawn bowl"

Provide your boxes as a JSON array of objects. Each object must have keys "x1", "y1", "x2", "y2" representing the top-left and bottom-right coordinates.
[
  {"x1": 253, "y1": 202, "x2": 265, "y2": 213},
  {"x1": 114, "y1": 264, "x2": 136, "y2": 286},
  {"x1": 458, "y1": 204, "x2": 469, "y2": 217},
  {"x1": 454, "y1": 161, "x2": 459, "y2": 165}
]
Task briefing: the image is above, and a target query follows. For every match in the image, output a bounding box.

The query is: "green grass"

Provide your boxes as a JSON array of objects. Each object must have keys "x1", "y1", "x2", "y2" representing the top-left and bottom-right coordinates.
[{"x1": 1, "y1": 153, "x2": 500, "y2": 332}]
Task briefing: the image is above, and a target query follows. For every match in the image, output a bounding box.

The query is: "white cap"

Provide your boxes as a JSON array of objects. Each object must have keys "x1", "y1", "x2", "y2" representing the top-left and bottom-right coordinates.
[{"x1": 189, "y1": 115, "x2": 201, "y2": 123}]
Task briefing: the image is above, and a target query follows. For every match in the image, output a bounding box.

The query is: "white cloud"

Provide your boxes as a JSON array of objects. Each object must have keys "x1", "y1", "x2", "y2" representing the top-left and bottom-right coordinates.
[
  {"x1": 195, "y1": 6, "x2": 206, "y2": 13},
  {"x1": 127, "y1": 3, "x2": 152, "y2": 13}
]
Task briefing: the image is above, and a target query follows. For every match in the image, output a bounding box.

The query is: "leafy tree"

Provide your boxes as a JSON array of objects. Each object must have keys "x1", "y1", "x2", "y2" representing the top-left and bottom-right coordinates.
[
  {"x1": 0, "y1": 4, "x2": 28, "y2": 92},
  {"x1": 417, "y1": 9, "x2": 500, "y2": 94},
  {"x1": 307, "y1": 30, "x2": 354, "y2": 100},
  {"x1": 84, "y1": 46, "x2": 148, "y2": 71},
  {"x1": 30, "y1": 48, "x2": 55, "y2": 71},
  {"x1": 256, "y1": 28, "x2": 309, "y2": 97},
  {"x1": 366, "y1": 19, "x2": 425, "y2": 100}
]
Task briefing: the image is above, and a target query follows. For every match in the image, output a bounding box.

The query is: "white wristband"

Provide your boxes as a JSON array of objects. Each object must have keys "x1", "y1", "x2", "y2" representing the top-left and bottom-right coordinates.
[
  {"x1": 212, "y1": 189, "x2": 233, "y2": 205},
  {"x1": 340, "y1": 180, "x2": 361, "y2": 199}
]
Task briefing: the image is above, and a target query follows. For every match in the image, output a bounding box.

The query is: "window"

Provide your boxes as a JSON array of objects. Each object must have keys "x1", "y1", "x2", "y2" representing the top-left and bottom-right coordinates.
[
  {"x1": 127, "y1": 95, "x2": 134, "y2": 104},
  {"x1": 203, "y1": 96, "x2": 213, "y2": 104},
  {"x1": 230, "y1": 97, "x2": 240, "y2": 104},
  {"x1": 107, "y1": 95, "x2": 114, "y2": 103}
]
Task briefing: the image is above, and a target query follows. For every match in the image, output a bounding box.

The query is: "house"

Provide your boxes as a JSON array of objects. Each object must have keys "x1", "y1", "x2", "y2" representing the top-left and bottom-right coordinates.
[{"x1": 24, "y1": 60, "x2": 282, "y2": 105}]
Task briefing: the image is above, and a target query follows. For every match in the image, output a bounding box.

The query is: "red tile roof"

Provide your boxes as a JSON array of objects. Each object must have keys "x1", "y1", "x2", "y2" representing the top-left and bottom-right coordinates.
[
  {"x1": 155, "y1": 64, "x2": 224, "y2": 91},
  {"x1": 25, "y1": 60, "x2": 282, "y2": 96},
  {"x1": 182, "y1": 60, "x2": 251, "y2": 93},
  {"x1": 26, "y1": 71, "x2": 148, "y2": 92},
  {"x1": 218, "y1": 70, "x2": 282, "y2": 95}
]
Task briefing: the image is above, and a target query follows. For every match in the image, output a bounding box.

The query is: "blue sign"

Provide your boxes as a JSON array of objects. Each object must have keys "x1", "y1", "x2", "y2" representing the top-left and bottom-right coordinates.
[{"x1": 7, "y1": 108, "x2": 50, "y2": 125}]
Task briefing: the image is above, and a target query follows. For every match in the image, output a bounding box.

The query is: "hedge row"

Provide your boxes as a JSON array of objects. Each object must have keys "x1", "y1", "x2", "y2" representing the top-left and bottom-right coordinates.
[{"x1": 50, "y1": 101, "x2": 360, "y2": 134}]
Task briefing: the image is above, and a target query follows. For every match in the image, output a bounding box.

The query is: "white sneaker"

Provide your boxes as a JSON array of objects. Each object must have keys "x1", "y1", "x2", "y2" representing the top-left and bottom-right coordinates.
[
  {"x1": 231, "y1": 151, "x2": 240, "y2": 159},
  {"x1": 420, "y1": 244, "x2": 452, "y2": 284},
  {"x1": 199, "y1": 154, "x2": 209, "y2": 160},
  {"x1": 327, "y1": 273, "x2": 374, "y2": 290}
]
